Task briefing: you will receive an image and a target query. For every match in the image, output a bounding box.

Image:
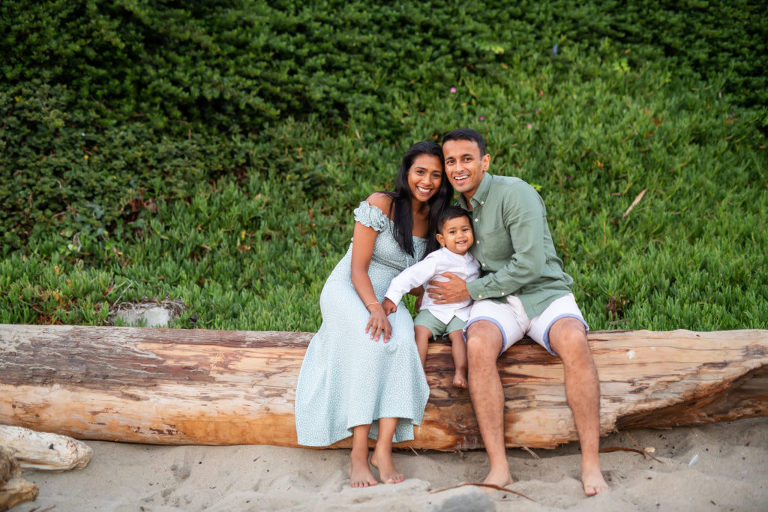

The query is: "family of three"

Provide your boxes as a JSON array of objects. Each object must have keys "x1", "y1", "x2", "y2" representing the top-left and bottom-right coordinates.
[{"x1": 294, "y1": 129, "x2": 609, "y2": 496}]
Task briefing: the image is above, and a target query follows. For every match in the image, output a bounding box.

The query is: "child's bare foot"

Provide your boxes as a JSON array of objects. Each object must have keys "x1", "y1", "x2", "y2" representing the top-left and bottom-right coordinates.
[
  {"x1": 349, "y1": 452, "x2": 377, "y2": 488},
  {"x1": 582, "y1": 464, "x2": 609, "y2": 496},
  {"x1": 452, "y1": 369, "x2": 468, "y2": 388},
  {"x1": 370, "y1": 450, "x2": 404, "y2": 484}
]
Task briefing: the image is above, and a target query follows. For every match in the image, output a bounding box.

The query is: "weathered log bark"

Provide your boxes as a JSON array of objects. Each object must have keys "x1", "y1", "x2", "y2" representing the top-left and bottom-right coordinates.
[
  {"x1": 0, "y1": 477, "x2": 38, "y2": 512},
  {"x1": 0, "y1": 425, "x2": 92, "y2": 471},
  {"x1": 0, "y1": 449, "x2": 12, "y2": 487},
  {"x1": 1, "y1": 325, "x2": 766, "y2": 450},
  {"x1": 0, "y1": 448, "x2": 38, "y2": 512}
]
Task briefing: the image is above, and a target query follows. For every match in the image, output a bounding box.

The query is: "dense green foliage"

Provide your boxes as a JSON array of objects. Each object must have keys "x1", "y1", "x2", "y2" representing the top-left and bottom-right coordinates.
[{"x1": 2, "y1": 1, "x2": 766, "y2": 331}]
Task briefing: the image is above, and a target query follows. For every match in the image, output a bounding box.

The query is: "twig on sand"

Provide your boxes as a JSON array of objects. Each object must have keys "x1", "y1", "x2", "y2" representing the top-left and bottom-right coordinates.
[
  {"x1": 616, "y1": 432, "x2": 664, "y2": 464},
  {"x1": 600, "y1": 446, "x2": 663, "y2": 464},
  {"x1": 624, "y1": 432, "x2": 642, "y2": 450},
  {"x1": 430, "y1": 482, "x2": 535, "y2": 502},
  {"x1": 521, "y1": 446, "x2": 540, "y2": 459}
]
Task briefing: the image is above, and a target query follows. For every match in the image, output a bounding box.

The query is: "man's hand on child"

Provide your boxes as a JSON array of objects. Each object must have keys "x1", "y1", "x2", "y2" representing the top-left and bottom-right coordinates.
[
  {"x1": 428, "y1": 272, "x2": 470, "y2": 304},
  {"x1": 382, "y1": 298, "x2": 397, "y2": 315}
]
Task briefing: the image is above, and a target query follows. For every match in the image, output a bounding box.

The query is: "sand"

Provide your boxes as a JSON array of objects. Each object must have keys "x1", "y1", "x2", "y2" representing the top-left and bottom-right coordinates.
[{"x1": 15, "y1": 417, "x2": 768, "y2": 512}]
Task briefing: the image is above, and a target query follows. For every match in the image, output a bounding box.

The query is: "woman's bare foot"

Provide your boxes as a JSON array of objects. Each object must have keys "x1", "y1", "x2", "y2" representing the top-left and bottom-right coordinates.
[
  {"x1": 370, "y1": 450, "x2": 404, "y2": 484},
  {"x1": 349, "y1": 451, "x2": 377, "y2": 488},
  {"x1": 482, "y1": 466, "x2": 514, "y2": 492},
  {"x1": 582, "y1": 465, "x2": 609, "y2": 496},
  {"x1": 452, "y1": 369, "x2": 468, "y2": 388}
]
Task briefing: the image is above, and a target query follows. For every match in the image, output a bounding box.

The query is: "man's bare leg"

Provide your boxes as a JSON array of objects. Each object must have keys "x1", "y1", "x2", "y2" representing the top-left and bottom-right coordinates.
[
  {"x1": 350, "y1": 424, "x2": 377, "y2": 487},
  {"x1": 549, "y1": 318, "x2": 609, "y2": 496},
  {"x1": 414, "y1": 326, "x2": 432, "y2": 368},
  {"x1": 370, "y1": 418, "x2": 404, "y2": 483},
  {"x1": 466, "y1": 321, "x2": 513, "y2": 487},
  {"x1": 447, "y1": 329, "x2": 468, "y2": 388}
]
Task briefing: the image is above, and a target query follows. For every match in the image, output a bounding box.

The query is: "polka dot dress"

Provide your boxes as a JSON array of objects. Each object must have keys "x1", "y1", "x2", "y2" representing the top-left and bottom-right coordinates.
[{"x1": 295, "y1": 201, "x2": 430, "y2": 446}]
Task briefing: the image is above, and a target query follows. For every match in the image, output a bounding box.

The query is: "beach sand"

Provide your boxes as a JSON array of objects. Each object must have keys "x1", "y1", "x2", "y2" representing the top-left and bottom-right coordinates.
[{"x1": 16, "y1": 417, "x2": 767, "y2": 511}]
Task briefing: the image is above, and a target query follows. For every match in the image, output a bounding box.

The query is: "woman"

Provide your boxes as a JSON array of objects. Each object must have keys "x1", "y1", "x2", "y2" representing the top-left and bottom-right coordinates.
[{"x1": 295, "y1": 141, "x2": 452, "y2": 487}]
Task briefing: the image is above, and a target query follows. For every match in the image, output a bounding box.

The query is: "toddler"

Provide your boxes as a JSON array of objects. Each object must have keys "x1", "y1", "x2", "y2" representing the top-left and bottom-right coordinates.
[{"x1": 383, "y1": 206, "x2": 479, "y2": 387}]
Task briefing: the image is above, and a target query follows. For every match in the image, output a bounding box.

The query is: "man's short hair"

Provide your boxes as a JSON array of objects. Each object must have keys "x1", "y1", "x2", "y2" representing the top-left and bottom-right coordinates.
[
  {"x1": 438, "y1": 205, "x2": 473, "y2": 234},
  {"x1": 442, "y1": 128, "x2": 487, "y2": 156}
]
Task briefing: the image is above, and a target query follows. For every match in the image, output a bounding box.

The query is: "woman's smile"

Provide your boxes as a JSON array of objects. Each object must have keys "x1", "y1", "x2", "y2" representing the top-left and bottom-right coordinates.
[{"x1": 407, "y1": 154, "x2": 443, "y2": 203}]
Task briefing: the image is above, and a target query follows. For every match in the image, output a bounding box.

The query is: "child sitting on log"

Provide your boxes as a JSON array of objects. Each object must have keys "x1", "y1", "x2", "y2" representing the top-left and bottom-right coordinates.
[{"x1": 383, "y1": 206, "x2": 480, "y2": 387}]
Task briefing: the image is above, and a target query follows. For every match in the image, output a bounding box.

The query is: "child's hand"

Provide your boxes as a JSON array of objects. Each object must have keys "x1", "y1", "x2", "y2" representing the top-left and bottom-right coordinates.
[{"x1": 382, "y1": 298, "x2": 397, "y2": 315}]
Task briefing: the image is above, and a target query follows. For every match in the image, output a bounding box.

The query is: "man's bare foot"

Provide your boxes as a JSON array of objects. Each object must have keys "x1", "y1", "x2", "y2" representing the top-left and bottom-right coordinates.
[
  {"x1": 452, "y1": 370, "x2": 468, "y2": 388},
  {"x1": 582, "y1": 465, "x2": 609, "y2": 496},
  {"x1": 349, "y1": 452, "x2": 377, "y2": 488},
  {"x1": 482, "y1": 466, "x2": 514, "y2": 492},
  {"x1": 370, "y1": 451, "x2": 404, "y2": 484}
]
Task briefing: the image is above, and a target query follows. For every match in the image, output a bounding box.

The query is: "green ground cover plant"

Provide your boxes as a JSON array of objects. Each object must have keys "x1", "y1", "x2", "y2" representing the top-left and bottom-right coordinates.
[{"x1": 2, "y1": 1, "x2": 766, "y2": 331}]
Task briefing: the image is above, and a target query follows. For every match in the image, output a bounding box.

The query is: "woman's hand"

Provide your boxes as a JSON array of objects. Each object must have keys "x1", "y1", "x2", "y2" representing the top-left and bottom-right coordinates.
[
  {"x1": 382, "y1": 298, "x2": 397, "y2": 315},
  {"x1": 365, "y1": 303, "x2": 392, "y2": 342}
]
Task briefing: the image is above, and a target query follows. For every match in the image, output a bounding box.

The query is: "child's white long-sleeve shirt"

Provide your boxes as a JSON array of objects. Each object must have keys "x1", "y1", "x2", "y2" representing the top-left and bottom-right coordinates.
[{"x1": 384, "y1": 247, "x2": 480, "y2": 324}]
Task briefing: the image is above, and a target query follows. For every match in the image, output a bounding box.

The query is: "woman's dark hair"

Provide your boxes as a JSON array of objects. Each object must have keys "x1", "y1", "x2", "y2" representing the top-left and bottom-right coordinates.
[{"x1": 386, "y1": 141, "x2": 453, "y2": 257}]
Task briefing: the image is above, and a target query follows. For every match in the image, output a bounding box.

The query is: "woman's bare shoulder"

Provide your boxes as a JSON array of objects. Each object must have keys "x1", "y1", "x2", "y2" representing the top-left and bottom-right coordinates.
[{"x1": 364, "y1": 192, "x2": 393, "y2": 216}]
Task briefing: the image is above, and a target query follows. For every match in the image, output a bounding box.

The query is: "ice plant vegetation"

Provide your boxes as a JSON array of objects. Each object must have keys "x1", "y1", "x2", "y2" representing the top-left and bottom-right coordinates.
[{"x1": 1, "y1": 1, "x2": 766, "y2": 331}]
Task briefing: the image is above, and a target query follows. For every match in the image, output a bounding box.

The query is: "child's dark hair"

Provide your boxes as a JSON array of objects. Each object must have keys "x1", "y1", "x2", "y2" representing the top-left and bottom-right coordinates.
[{"x1": 438, "y1": 206, "x2": 472, "y2": 234}]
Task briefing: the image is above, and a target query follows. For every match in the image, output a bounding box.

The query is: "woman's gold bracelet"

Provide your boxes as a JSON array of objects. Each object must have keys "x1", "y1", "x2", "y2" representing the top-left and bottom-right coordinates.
[{"x1": 364, "y1": 301, "x2": 381, "y2": 310}]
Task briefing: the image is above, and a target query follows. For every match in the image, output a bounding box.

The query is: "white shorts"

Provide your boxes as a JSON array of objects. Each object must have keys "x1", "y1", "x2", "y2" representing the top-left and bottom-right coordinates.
[{"x1": 464, "y1": 293, "x2": 588, "y2": 356}]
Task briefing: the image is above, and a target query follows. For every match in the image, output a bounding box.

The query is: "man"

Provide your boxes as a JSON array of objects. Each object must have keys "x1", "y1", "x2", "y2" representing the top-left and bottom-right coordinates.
[{"x1": 428, "y1": 128, "x2": 609, "y2": 496}]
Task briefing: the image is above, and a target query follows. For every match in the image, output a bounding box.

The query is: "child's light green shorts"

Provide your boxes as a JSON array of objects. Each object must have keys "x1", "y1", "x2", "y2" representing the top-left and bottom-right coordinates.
[{"x1": 414, "y1": 309, "x2": 466, "y2": 338}]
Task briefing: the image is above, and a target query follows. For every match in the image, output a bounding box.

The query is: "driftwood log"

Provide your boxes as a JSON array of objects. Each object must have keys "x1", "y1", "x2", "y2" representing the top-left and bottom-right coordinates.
[
  {"x1": 0, "y1": 324, "x2": 766, "y2": 450},
  {"x1": 0, "y1": 448, "x2": 38, "y2": 512},
  {"x1": 0, "y1": 451, "x2": 12, "y2": 486},
  {"x1": 0, "y1": 425, "x2": 92, "y2": 471}
]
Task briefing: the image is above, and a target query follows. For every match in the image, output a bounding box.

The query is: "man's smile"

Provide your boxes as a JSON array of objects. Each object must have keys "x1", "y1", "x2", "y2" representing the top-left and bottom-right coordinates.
[{"x1": 451, "y1": 174, "x2": 469, "y2": 185}]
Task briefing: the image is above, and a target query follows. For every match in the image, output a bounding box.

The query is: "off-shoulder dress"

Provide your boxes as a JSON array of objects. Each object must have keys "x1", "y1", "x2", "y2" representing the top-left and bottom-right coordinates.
[{"x1": 295, "y1": 201, "x2": 430, "y2": 446}]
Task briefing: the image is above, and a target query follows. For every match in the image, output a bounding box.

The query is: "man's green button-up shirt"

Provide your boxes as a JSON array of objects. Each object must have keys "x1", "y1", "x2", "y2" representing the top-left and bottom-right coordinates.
[{"x1": 457, "y1": 173, "x2": 573, "y2": 319}]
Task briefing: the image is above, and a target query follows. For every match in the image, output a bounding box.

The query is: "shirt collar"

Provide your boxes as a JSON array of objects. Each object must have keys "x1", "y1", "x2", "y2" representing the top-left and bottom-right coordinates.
[{"x1": 457, "y1": 173, "x2": 492, "y2": 209}]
